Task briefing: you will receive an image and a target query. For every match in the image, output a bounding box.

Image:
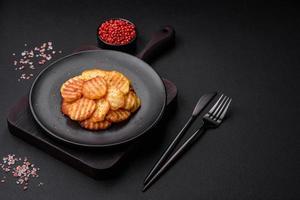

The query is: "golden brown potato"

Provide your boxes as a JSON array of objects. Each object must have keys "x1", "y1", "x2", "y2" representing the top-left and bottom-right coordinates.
[
  {"x1": 124, "y1": 91, "x2": 137, "y2": 110},
  {"x1": 60, "y1": 76, "x2": 84, "y2": 103},
  {"x1": 106, "y1": 87, "x2": 125, "y2": 110},
  {"x1": 68, "y1": 98, "x2": 96, "y2": 121},
  {"x1": 104, "y1": 71, "x2": 130, "y2": 94},
  {"x1": 106, "y1": 109, "x2": 131, "y2": 123},
  {"x1": 61, "y1": 69, "x2": 141, "y2": 131},
  {"x1": 80, "y1": 119, "x2": 111, "y2": 130},
  {"x1": 82, "y1": 76, "x2": 107, "y2": 99},
  {"x1": 81, "y1": 69, "x2": 109, "y2": 81},
  {"x1": 61, "y1": 100, "x2": 72, "y2": 116},
  {"x1": 131, "y1": 95, "x2": 141, "y2": 113},
  {"x1": 90, "y1": 99, "x2": 110, "y2": 122}
]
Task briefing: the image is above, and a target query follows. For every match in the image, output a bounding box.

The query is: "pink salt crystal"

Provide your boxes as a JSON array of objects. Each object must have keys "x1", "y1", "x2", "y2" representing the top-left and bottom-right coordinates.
[
  {"x1": 13, "y1": 41, "x2": 62, "y2": 82},
  {"x1": 46, "y1": 55, "x2": 52, "y2": 60}
]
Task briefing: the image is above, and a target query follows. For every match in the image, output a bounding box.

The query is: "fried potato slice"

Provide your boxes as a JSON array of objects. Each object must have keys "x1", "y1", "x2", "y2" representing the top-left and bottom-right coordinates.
[
  {"x1": 124, "y1": 91, "x2": 138, "y2": 110},
  {"x1": 68, "y1": 98, "x2": 96, "y2": 121},
  {"x1": 104, "y1": 71, "x2": 130, "y2": 94},
  {"x1": 131, "y1": 95, "x2": 141, "y2": 113},
  {"x1": 106, "y1": 109, "x2": 131, "y2": 123},
  {"x1": 61, "y1": 100, "x2": 72, "y2": 116},
  {"x1": 60, "y1": 76, "x2": 84, "y2": 103},
  {"x1": 89, "y1": 99, "x2": 110, "y2": 122},
  {"x1": 81, "y1": 69, "x2": 109, "y2": 81},
  {"x1": 60, "y1": 69, "x2": 141, "y2": 131},
  {"x1": 106, "y1": 87, "x2": 125, "y2": 110},
  {"x1": 80, "y1": 119, "x2": 111, "y2": 130},
  {"x1": 82, "y1": 76, "x2": 107, "y2": 99}
]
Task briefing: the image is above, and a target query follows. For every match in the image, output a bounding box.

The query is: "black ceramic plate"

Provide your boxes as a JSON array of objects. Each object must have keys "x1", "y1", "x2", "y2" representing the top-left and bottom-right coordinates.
[{"x1": 29, "y1": 50, "x2": 166, "y2": 147}]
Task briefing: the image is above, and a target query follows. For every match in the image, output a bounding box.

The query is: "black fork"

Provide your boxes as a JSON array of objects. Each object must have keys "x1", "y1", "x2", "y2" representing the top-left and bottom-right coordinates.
[
  {"x1": 142, "y1": 94, "x2": 232, "y2": 191},
  {"x1": 203, "y1": 94, "x2": 232, "y2": 127}
]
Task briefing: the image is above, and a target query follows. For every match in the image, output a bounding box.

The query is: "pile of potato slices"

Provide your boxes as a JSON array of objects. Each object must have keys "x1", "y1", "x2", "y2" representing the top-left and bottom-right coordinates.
[{"x1": 60, "y1": 69, "x2": 141, "y2": 130}]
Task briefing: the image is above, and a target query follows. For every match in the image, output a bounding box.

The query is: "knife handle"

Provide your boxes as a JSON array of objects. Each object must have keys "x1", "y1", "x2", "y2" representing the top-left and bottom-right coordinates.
[
  {"x1": 142, "y1": 125, "x2": 207, "y2": 191},
  {"x1": 143, "y1": 115, "x2": 195, "y2": 184}
]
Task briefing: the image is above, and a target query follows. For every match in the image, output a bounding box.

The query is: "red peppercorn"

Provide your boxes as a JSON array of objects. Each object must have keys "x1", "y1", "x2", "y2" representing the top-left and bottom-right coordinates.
[{"x1": 98, "y1": 19, "x2": 136, "y2": 45}]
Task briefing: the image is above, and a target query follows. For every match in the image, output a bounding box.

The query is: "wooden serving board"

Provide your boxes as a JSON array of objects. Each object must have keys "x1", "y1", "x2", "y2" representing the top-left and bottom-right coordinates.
[{"x1": 7, "y1": 77, "x2": 177, "y2": 179}]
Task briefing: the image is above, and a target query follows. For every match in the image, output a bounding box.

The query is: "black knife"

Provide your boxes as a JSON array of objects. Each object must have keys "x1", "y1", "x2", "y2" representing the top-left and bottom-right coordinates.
[{"x1": 143, "y1": 92, "x2": 217, "y2": 185}]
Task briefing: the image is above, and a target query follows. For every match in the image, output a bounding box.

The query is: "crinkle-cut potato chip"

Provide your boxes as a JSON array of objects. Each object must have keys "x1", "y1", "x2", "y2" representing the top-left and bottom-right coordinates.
[
  {"x1": 81, "y1": 69, "x2": 109, "y2": 81},
  {"x1": 60, "y1": 76, "x2": 84, "y2": 102},
  {"x1": 106, "y1": 87, "x2": 125, "y2": 110},
  {"x1": 60, "y1": 69, "x2": 141, "y2": 131},
  {"x1": 131, "y1": 95, "x2": 141, "y2": 113},
  {"x1": 68, "y1": 98, "x2": 96, "y2": 121},
  {"x1": 124, "y1": 91, "x2": 138, "y2": 111},
  {"x1": 80, "y1": 119, "x2": 111, "y2": 130},
  {"x1": 61, "y1": 100, "x2": 72, "y2": 116},
  {"x1": 105, "y1": 71, "x2": 130, "y2": 94},
  {"x1": 106, "y1": 109, "x2": 131, "y2": 123},
  {"x1": 90, "y1": 99, "x2": 110, "y2": 122},
  {"x1": 82, "y1": 76, "x2": 107, "y2": 99}
]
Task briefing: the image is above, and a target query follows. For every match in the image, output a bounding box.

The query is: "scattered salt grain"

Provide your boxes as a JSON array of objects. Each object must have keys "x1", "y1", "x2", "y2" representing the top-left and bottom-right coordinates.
[
  {"x1": 0, "y1": 154, "x2": 42, "y2": 191},
  {"x1": 37, "y1": 182, "x2": 44, "y2": 187},
  {"x1": 12, "y1": 42, "x2": 62, "y2": 82}
]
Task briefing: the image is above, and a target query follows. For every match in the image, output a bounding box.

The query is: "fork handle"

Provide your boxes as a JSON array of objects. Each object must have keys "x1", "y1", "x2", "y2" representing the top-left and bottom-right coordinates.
[
  {"x1": 143, "y1": 125, "x2": 207, "y2": 191},
  {"x1": 165, "y1": 125, "x2": 206, "y2": 166},
  {"x1": 144, "y1": 115, "x2": 195, "y2": 184}
]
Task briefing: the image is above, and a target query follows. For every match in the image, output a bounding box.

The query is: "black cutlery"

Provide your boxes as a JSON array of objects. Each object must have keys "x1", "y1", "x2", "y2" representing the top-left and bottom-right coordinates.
[
  {"x1": 143, "y1": 94, "x2": 232, "y2": 191},
  {"x1": 143, "y1": 92, "x2": 217, "y2": 185}
]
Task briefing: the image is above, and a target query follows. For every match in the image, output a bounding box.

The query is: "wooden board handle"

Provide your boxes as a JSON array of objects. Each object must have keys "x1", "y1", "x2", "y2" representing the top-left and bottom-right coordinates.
[{"x1": 136, "y1": 26, "x2": 175, "y2": 62}]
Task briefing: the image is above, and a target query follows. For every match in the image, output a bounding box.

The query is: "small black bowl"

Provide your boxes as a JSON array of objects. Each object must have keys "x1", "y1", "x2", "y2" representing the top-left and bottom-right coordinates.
[{"x1": 97, "y1": 18, "x2": 137, "y2": 53}]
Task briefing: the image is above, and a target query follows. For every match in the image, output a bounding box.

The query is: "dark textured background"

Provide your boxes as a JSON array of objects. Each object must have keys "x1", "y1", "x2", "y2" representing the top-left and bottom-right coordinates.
[{"x1": 0, "y1": 0, "x2": 299, "y2": 199}]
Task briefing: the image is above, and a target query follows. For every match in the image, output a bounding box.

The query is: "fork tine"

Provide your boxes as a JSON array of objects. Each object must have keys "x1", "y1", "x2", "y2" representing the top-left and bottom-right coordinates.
[
  {"x1": 208, "y1": 94, "x2": 224, "y2": 115},
  {"x1": 211, "y1": 96, "x2": 228, "y2": 119},
  {"x1": 218, "y1": 98, "x2": 232, "y2": 122},
  {"x1": 214, "y1": 96, "x2": 229, "y2": 119}
]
